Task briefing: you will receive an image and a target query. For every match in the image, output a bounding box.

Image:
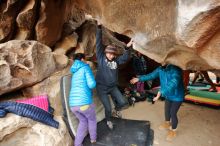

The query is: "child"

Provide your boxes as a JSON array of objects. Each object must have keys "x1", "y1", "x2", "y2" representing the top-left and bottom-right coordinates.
[
  {"x1": 69, "y1": 53, "x2": 97, "y2": 146},
  {"x1": 130, "y1": 64, "x2": 184, "y2": 141},
  {"x1": 96, "y1": 21, "x2": 132, "y2": 129}
]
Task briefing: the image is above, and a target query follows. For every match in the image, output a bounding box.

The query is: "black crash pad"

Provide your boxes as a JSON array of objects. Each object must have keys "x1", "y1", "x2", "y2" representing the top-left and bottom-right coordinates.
[{"x1": 83, "y1": 118, "x2": 154, "y2": 146}]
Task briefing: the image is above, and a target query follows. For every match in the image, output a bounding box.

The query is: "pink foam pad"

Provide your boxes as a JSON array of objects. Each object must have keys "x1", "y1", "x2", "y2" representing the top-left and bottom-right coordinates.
[{"x1": 16, "y1": 95, "x2": 49, "y2": 111}]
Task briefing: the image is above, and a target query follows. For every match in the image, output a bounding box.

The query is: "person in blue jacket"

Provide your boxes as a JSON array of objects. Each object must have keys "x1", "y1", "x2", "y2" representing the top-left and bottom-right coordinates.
[
  {"x1": 130, "y1": 63, "x2": 184, "y2": 141},
  {"x1": 96, "y1": 21, "x2": 133, "y2": 129},
  {"x1": 69, "y1": 53, "x2": 97, "y2": 146}
]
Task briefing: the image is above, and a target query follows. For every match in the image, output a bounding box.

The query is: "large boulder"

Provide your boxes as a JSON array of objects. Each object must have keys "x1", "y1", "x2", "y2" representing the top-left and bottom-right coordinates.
[
  {"x1": 14, "y1": 0, "x2": 38, "y2": 40},
  {"x1": 0, "y1": 0, "x2": 25, "y2": 42},
  {"x1": 2, "y1": 0, "x2": 219, "y2": 70},
  {"x1": 74, "y1": 20, "x2": 127, "y2": 58},
  {"x1": 53, "y1": 33, "x2": 78, "y2": 55},
  {"x1": 0, "y1": 114, "x2": 73, "y2": 146},
  {"x1": 0, "y1": 40, "x2": 66, "y2": 96},
  {"x1": 75, "y1": 0, "x2": 220, "y2": 70},
  {"x1": 35, "y1": 0, "x2": 85, "y2": 47}
]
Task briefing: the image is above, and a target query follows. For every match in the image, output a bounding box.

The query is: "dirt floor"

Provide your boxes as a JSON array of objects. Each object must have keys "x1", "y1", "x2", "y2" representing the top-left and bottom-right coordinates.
[{"x1": 122, "y1": 100, "x2": 220, "y2": 146}]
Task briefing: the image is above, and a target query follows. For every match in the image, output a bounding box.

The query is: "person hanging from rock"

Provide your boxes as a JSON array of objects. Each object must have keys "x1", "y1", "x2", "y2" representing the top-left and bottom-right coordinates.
[
  {"x1": 69, "y1": 53, "x2": 97, "y2": 146},
  {"x1": 95, "y1": 20, "x2": 132, "y2": 130},
  {"x1": 130, "y1": 63, "x2": 184, "y2": 141}
]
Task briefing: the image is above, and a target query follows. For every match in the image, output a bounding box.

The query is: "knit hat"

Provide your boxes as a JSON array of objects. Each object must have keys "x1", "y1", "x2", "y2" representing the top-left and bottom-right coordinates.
[{"x1": 104, "y1": 45, "x2": 117, "y2": 54}]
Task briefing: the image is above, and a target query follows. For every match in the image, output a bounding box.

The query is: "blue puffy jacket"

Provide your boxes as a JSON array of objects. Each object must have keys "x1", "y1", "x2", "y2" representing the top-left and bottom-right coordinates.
[
  {"x1": 139, "y1": 64, "x2": 184, "y2": 101},
  {"x1": 69, "y1": 60, "x2": 96, "y2": 107}
]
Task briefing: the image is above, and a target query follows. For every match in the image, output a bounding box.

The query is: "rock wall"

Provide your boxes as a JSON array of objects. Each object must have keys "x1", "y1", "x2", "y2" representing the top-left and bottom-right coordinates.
[
  {"x1": 75, "y1": 0, "x2": 220, "y2": 70},
  {"x1": 0, "y1": 114, "x2": 73, "y2": 146},
  {"x1": 1, "y1": 0, "x2": 220, "y2": 70},
  {"x1": 1, "y1": 0, "x2": 220, "y2": 145},
  {"x1": 0, "y1": 40, "x2": 62, "y2": 96}
]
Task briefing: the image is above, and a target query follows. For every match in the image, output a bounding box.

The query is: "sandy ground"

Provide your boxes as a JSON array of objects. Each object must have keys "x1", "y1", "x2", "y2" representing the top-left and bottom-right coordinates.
[{"x1": 122, "y1": 100, "x2": 220, "y2": 146}]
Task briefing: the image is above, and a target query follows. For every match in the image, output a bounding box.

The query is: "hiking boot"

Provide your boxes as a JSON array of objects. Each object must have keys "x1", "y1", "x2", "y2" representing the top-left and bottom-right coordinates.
[
  {"x1": 107, "y1": 121, "x2": 113, "y2": 130},
  {"x1": 166, "y1": 129, "x2": 177, "y2": 141},
  {"x1": 158, "y1": 121, "x2": 171, "y2": 130}
]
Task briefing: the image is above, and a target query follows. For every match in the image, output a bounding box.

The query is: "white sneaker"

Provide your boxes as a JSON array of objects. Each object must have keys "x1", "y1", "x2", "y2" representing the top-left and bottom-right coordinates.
[{"x1": 107, "y1": 121, "x2": 113, "y2": 130}]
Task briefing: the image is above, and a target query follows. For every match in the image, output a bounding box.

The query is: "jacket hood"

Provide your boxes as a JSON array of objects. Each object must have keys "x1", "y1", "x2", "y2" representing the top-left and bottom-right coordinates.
[{"x1": 71, "y1": 60, "x2": 88, "y2": 73}]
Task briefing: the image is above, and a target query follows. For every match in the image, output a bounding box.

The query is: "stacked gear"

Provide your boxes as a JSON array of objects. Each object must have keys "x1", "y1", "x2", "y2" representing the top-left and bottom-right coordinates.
[{"x1": 123, "y1": 84, "x2": 147, "y2": 107}]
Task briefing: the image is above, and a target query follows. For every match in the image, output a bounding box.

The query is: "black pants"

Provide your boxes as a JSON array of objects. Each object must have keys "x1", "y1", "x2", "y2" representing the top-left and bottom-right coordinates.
[
  {"x1": 96, "y1": 85, "x2": 128, "y2": 121},
  {"x1": 217, "y1": 77, "x2": 220, "y2": 83},
  {"x1": 165, "y1": 99, "x2": 182, "y2": 129}
]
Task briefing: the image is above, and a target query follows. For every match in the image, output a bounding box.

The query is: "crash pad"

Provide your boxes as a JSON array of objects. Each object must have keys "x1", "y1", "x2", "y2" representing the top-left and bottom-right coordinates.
[
  {"x1": 83, "y1": 118, "x2": 154, "y2": 146},
  {"x1": 187, "y1": 85, "x2": 210, "y2": 91},
  {"x1": 185, "y1": 94, "x2": 220, "y2": 106},
  {"x1": 185, "y1": 89, "x2": 220, "y2": 107},
  {"x1": 189, "y1": 89, "x2": 220, "y2": 100}
]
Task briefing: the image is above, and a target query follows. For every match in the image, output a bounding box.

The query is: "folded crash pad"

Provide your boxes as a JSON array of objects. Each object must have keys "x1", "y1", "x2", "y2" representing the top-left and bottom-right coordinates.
[
  {"x1": 185, "y1": 89, "x2": 220, "y2": 106},
  {"x1": 185, "y1": 95, "x2": 220, "y2": 106},
  {"x1": 187, "y1": 85, "x2": 210, "y2": 91},
  {"x1": 60, "y1": 74, "x2": 78, "y2": 137},
  {"x1": 189, "y1": 89, "x2": 220, "y2": 100},
  {"x1": 60, "y1": 74, "x2": 105, "y2": 138}
]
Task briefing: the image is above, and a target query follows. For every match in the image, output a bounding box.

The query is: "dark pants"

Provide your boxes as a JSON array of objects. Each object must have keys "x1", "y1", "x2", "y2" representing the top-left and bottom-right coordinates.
[
  {"x1": 96, "y1": 85, "x2": 128, "y2": 121},
  {"x1": 165, "y1": 99, "x2": 182, "y2": 129},
  {"x1": 217, "y1": 77, "x2": 220, "y2": 83}
]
